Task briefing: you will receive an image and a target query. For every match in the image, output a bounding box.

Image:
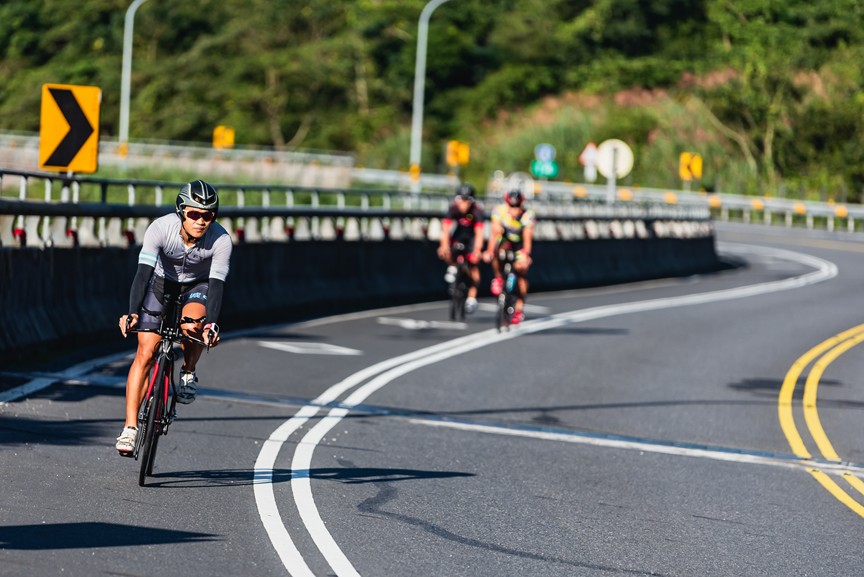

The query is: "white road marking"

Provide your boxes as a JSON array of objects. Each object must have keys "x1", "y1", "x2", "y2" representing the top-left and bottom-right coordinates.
[
  {"x1": 410, "y1": 418, "x2": 864, "y2": 477},
  {"x1": 376, "y1": 317, "x2": 467, "y2": 330},
  {"x1": 259, "y1": 243, "x2": 837, "y2": 577},
  {"x1": 476, "y1": 302, "x2": 550, "y2": 314},
  {"x1": 258, "y1": 341, "x2": 363, "y2": 356}
]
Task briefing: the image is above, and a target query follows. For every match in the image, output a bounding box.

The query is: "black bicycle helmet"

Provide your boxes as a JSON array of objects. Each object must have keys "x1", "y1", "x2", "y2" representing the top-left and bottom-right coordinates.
[
  {"x1": 455, "y1": 183, "x2": 476, "y2": 200},
  {"x1": 176, "y1": 180, "x2": 219, "y2": 219},
  {"x1": 505, "y1": 189, "x2": 524, "y2": 207}
]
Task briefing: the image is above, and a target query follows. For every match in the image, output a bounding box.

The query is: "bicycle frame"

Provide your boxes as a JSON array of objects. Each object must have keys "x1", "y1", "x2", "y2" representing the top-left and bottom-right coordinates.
[
  {"x1": 448, "y1": 242, "x2": 474, "y2": 322},
  {"x1": 495, "y1": 249, "x2": 520, "y2": 332}
]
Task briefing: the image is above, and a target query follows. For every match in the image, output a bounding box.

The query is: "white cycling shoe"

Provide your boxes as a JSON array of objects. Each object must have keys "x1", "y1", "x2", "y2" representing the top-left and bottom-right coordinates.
[
  {"x1": 465, "y1": 297, "x2": 478, "y2": 314},
  {"x1": 177, "y1": 371, "x2": 198, "y2": 404},
  {"x1": 115, "y1": 426, "x2": 137, "y2": 456}
]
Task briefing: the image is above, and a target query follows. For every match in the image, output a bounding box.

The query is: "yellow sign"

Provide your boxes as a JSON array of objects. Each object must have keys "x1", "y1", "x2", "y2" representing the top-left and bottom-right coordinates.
[
  {"x1": 213, "y1": 125, "x2": 235, "y2": 149},
  {"x1": 409, "y1": 163, "x2": 421, "y2": 181},
  {"x1": 39, "y1": 83, "x2": 101, "y2": 173},
  {"x1": 679, "y1": 152, "x2": 703, "y2": 181},
  {"x1": 446, "y1": 140, "x2": 470, "y2": 167}
]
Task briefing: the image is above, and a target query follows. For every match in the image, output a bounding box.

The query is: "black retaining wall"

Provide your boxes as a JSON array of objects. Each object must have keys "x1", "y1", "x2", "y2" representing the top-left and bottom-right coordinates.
[{"x1": 0, "y1": 236, "x2": 725, "y2": 364}]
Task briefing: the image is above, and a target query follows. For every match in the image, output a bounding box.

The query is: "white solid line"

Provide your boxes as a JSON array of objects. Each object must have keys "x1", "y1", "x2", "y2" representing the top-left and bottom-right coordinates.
[
  {"x1": 274, "y1": 244, "x2": 837, "y2": 577},
  {"x1": 409, "y1": 419, "x2": 864, "y2": 477},
  {"x1": 258, "y1": 341, "x2": 363, "y2": 356}
]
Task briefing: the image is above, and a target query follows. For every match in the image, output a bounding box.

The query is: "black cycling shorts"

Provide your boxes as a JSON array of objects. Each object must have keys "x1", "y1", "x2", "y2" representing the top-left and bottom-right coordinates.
[{"x1": 138, "y1": 276, "x2": 209, "y2": 330}]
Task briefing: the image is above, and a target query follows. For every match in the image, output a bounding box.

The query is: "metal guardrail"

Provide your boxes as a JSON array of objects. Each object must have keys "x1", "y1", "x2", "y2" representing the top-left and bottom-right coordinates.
[
  {"x1": 529, "y1": 180, "x2": 863, "y2": 233},
  {"x1": 0, "y1": 168, "x2": 711, "y2": 248}
]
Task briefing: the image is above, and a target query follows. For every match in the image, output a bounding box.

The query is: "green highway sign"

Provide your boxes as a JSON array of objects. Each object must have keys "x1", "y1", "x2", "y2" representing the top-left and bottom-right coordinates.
[{"x1": 530, "y1": 159, "x2": 558, "y2": 179}]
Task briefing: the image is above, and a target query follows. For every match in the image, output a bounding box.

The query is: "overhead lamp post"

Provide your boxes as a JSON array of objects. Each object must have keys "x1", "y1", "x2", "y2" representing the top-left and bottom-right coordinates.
[
  {"x1": 118, "y1": 0, "x2": 150, "y2": 158},
  {"x1": 409, "y1": 0, "x2": 453, "y2": 193}
]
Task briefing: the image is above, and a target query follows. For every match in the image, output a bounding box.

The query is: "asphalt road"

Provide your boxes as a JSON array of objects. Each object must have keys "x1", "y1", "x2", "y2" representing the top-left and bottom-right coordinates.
[{"x1": 3, "y1": 221, "x2": 864, "y2": 576}]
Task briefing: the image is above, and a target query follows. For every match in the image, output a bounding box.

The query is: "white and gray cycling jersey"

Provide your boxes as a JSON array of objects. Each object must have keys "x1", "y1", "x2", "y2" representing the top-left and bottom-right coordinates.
[{"x1": 138, "y1": 213, "x2": 232, "y2": 283}]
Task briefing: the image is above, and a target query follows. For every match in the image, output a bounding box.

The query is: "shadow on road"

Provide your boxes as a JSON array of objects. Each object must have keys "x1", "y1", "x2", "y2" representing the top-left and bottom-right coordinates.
[
  {"x1": 146, "y1": 466, "x2": 474, "y2": 488},
  {"x1": 0, "y1": 522, "x2": 218, "y2": 550}
]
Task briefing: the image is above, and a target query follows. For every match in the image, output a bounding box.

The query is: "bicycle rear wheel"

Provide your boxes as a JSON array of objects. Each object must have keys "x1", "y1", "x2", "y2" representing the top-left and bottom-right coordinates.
[{"x1": 138, "y1": 360, "x2": 168, "y2": 486}]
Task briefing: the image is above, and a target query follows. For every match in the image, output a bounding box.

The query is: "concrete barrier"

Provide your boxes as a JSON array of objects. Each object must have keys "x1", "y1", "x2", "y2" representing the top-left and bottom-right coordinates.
[{"x1": 0, "y1": 235, "x2": 726, "y2": 364}]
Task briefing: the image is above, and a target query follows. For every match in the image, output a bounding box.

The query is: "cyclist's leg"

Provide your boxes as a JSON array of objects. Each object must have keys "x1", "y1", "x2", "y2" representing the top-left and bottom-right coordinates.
[
  {"x1": 124, "y1": 283, "x2": 164, "y2": 429},
  {"x1": 179, "y1": 300, "x2": 206, "y2": 371},
  {"x1": 514, "y1": 259, "x2": 530, "y2": 312},
  {"x1": 468, "y1": 263, "x2": 480, "y2": 299},
  {"x1": 125, "y1": 331, "x2": 160, "y2": 427},
  {"x1": 178, "y1": 282, "x2": 209, "y2": 370}
]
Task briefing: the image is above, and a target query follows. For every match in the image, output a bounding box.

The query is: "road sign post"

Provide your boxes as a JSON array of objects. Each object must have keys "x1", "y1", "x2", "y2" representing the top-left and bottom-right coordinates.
[{"x1": 39, "y1": 83, "x2": 101, "y2": 174}]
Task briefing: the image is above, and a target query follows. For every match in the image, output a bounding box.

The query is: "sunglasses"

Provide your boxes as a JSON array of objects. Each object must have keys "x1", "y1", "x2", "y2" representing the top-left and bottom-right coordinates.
[{"x1": 185, "y1": 210, "x2": 214, "y2": 222}]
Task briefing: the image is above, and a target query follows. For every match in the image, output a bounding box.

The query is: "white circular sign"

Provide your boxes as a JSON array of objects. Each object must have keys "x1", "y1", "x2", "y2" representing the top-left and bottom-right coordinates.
[{"x1": 596, "y1": 139, "x2": 634, "y2": 179}]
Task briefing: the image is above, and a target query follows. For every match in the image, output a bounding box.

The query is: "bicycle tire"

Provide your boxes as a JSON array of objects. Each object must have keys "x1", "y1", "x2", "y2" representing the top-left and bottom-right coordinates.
[
  {"x1": 496, "y1": 293, "x2": 509, "y2": 332},
  {"x1": 138, "y1": 360, "x2": 168, "y2": 486},
  {"x1": 454, "y1": 279, "x2": 467, "y2": 321}
]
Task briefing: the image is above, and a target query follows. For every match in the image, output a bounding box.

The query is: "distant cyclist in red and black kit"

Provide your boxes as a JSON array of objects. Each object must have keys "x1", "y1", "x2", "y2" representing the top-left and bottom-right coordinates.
[{"x1": 438, "y1": 183, "x2": 484, "y2": 314}]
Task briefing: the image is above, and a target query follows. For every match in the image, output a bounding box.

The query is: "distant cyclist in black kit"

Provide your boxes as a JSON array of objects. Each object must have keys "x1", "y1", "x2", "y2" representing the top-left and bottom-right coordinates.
[
  {"x1": 115, "y1": 180, "x2": 232, "y2": 455},
  {"x1": 438, "y1": 183, "x2": 485, "y2": 314}
]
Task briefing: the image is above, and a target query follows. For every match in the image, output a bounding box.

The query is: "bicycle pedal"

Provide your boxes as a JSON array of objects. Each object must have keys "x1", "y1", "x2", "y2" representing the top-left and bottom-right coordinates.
[{"x1": 118, "y1": 450, "x2": 134, "y2": 458}]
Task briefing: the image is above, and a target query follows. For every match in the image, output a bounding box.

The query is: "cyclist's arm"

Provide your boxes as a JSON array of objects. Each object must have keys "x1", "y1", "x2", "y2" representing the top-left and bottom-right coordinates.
[
  {"x1": 472, "y1": 221, "x2": 484, "y2": 256},
  {"x1": 439, "y1": 219, "x2": 453, "y2": 252},
  {"x1": 521, "y1": 225, "x2": 534, "y2": 258},
  {"x1": 486, "y1": 219, "x2": 503, "y2": 255},
  {"x1": 128, "y1": 263, "x2": 154, "y2": 314},
  {"x1": 205, "y1": 278, "x2": 224, "y2": 325}
]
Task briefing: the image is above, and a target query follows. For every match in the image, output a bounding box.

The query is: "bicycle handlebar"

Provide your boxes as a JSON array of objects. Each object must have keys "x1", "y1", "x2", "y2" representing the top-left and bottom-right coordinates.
[{"x1": 128, "y1": 324, "x2": 211, "y2": 349}]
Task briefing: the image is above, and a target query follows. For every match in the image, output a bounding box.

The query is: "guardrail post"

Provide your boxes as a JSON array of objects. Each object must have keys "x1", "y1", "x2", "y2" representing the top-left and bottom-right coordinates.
[
  {"x1": 262, "y1": 188, "x2": 271, "y2": 241},
  {"x1": 235, "y1": 187, "x2": 246, "y2": 243},
  {"x1": 123, "y1": 184, "x2": 136, "y2": 245},
  {"x1": 67, "y1": 180, "x2": 80, "y2": 246},
  {"x1": 13, "y1": 177, "x2": 27, "y2": 246}
]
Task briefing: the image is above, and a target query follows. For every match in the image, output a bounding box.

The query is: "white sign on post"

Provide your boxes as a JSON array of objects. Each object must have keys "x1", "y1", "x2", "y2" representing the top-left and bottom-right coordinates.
[
  {"x1": 596, "y1": 139, "x2": 634, "y2": 179},
  {"x1": 579, "y1": 142, "x2": 599, "y2": 183},
  {"x1": 596, "y1": 139, "x2": 634, "y2": 204}
]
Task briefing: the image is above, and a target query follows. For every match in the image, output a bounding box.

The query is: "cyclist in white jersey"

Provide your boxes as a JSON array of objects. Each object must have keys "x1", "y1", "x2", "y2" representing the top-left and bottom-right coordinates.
[{"x1": 115, "y1": 180, "x2": 233, "y2": 455}]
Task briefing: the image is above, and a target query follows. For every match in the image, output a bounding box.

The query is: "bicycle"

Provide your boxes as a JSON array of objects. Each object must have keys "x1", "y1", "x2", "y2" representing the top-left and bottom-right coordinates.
[
  {"x1": 495, "y1": 249, "x2": 520, "y2": 332},
  {"x1": 127, "y1": 291, "x2": 211, "y2": 487},
  {"x1": 447, "y1": 242, "x2": 473, "y2": 322}
]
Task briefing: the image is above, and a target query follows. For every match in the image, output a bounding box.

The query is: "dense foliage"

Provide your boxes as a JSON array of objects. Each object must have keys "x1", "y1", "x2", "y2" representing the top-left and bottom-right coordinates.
[{"x1": 2, "y1": 1, "x2": 864, "y2": 199}]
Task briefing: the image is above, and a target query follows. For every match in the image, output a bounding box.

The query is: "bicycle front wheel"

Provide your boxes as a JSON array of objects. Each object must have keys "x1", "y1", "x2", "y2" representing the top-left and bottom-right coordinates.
[{"x1": 138, "y1": 359, "x2": 169, "y2": 486}]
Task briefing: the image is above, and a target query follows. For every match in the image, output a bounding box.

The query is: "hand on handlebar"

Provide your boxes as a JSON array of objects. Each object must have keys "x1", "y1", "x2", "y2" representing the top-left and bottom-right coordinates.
[
  {"x1": 203, "y1": 323, "x2": 220, "y2": 348},
  {"x1": 437, "y1": 245, "x2": 450, "y2": 261},
  {"x1": 482, "y1": 250, "x2": 494, "y2": 264},
  {"x1": 119, "y1": 314, "x2": 138, "y2": 337}
]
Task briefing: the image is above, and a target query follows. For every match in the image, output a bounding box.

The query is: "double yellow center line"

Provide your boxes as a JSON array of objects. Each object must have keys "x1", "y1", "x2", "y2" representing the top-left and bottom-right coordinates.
[{"x1": 779, "y1": 324, "x2": 864, "y2": 516}]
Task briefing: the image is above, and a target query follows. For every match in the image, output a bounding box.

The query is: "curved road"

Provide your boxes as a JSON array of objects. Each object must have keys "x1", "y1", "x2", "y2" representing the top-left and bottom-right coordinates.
[{"x1": 3, "y1": 221, "x2": 864, "y2": 576}]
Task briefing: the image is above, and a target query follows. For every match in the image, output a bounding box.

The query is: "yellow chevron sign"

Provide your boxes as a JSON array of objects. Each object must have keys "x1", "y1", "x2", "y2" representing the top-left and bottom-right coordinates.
[{"x1": 39, "y1": 83, "x2": 101, "y2": 173}]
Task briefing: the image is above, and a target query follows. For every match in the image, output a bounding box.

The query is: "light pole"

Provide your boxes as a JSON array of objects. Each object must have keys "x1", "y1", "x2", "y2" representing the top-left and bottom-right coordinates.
[
  {"x1": 409, "y1": 0, "x2": 453, "y2": 193},
  {"x1": 118, "y1": 0, "x2": 150, "y2": 158}
]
